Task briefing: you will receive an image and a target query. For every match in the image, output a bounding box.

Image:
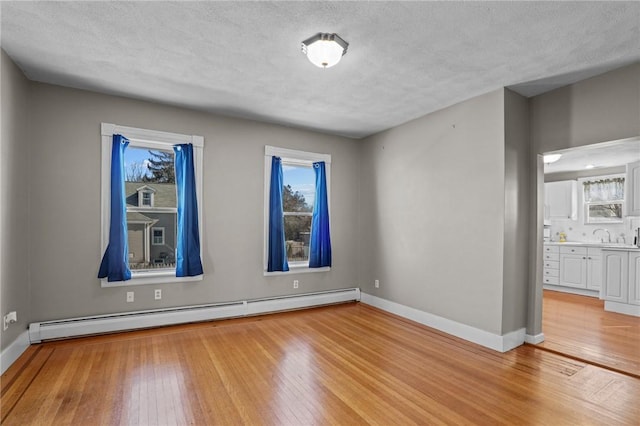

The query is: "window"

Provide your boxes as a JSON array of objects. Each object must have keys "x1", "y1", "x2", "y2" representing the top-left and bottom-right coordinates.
[
  {"x1": 582, "y1": 175, "x2": 625, "y2": 224},
  {"x1": 264, "y1": 146, "x2": 331, "y2": 274},
  {"x1": 283, "y1": 164, "x2": 314, "y2": 263},
  {"x1": 152, "y1": 227, "x2": 165, "y2": 245},
  {"x1": 141, "y1": 191, "x2": 152, "y2": 206},
  {"x1": 101, "y1": 123, "x2": 204, "y2": 287}
]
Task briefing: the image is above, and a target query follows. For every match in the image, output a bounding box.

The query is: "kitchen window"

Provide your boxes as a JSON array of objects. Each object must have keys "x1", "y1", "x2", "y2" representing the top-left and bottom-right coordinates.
[{"x1": 582, "y1": 176, "x2": 624, "y2": 224}]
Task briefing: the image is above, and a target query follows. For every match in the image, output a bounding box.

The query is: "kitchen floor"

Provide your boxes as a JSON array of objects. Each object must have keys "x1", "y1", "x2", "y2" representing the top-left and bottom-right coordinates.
[{"x1": 538, "y1": 289, "x2": 640, "y2": 378}]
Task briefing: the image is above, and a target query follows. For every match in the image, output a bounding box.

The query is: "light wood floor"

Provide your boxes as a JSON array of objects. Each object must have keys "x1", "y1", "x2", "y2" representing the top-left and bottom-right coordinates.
[
  {"x1": 3, "y1": 302, "x2": 640, "y2": 425},
  {"x1": 539, "y1": 290, "x2": 640, "y2": 378}
]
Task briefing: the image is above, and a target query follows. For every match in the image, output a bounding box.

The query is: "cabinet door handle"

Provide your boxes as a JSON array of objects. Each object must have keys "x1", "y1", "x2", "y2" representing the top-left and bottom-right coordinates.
[
  {"x1": 582, "y1": 257, "x2": 586, "y2": 259},
  {"x1": 588, "y1": 257, "x2": 591, "y2": 260}
]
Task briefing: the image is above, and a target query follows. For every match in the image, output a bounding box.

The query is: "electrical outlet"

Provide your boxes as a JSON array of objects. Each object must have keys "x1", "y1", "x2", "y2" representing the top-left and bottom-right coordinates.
[
  {"x1": 374, "y1": 279, "x2": 380, "y2": 288},
  {"x1": 3, "y1": 311, "x2": 17, "y2": 331},
  {"x1": 154, "y1": 289, "x2": 162, "y2": 300},
  {"x1": 293, "y1": 280, "x2": 299, "y2": 289},
  {"x1": 126, "y1": 292, "x2": 134, "y2": 303}
]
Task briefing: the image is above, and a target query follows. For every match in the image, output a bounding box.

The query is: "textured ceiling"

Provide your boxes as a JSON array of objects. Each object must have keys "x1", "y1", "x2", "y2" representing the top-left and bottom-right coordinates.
[{"x1": 1, "y1": 1, "x2": 639, "y2": 139}]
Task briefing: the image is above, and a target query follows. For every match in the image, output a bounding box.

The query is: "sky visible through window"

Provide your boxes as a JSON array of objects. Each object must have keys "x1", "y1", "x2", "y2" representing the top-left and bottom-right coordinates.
[{"x1": 283, "y1": 164, "x2": 315, "y2": 207}]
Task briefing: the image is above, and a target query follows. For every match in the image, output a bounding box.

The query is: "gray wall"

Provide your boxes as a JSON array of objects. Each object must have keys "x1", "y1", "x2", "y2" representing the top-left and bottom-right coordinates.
[
  {"x1": 358, "y1": 89, "x2": 507, "y2": 335},
  {"x1": 527, "y1": 61, "x2": 640, "y2": 335},
  {"x1": 531, "y1": 62, "x2": 640, "y2": 153},
  {"x1": 1, "y1": 51, "x2": 31, "y2": 350},
  {"x1": 502, "y1": 89, "x2": 530, "y2": 334},
  {"x1": 26, "y1": 82, "x2": 361, "y2": 322}
]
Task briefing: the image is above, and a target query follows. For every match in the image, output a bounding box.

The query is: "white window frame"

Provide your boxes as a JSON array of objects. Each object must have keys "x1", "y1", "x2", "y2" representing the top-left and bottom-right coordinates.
[
  {"x1": 151, "y1": 227, "x2": 165, "y2": 245},
  {"x1": 140, "y1": 190, "x2": 154, "y2": 207},
  {"x1": 101, "y1": 123, "x2": 204, "y2": 287},
  {"x1": 580, "y1": 174, "x2": 625, "y2": 225},
  {"x1": 263, "y1": 145, "x2": 331, "y2": 276}
]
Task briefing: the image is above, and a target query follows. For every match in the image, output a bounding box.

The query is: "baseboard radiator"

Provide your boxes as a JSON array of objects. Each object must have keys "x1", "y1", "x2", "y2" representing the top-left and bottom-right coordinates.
[{"x1": 29, "y1": 288, "x2": 360, "y2": 343}]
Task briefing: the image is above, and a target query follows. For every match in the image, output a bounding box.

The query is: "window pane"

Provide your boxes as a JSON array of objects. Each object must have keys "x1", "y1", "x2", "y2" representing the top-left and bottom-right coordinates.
[
  {"x1": 124, "y1": 146, "x2": 177, "y2": 271},
  {"x1": 284, "y1": 215, "x2": 312, "y2": 262},
  {"x1": 587, "y1": 203, "x2": 623, "y2": 223},
  {"x1": 282, "y1": 165, "x2": 314, "y2": 212}
]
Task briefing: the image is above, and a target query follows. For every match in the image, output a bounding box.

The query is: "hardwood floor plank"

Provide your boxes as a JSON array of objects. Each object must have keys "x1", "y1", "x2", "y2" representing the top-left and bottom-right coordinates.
[
  {"x1": 539, "y1": 290, "x2": 640, "y2": 377},
  {"x1": 2, "y1": 302, "x2": 640, "y2": 425}
]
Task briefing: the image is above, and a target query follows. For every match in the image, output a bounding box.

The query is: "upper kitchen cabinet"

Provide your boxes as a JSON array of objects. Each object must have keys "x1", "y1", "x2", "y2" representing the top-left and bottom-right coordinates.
[
  {"x1": 544, "y1": 180, "x2": 577, "y2": 220},
  {"x1": 627, "y1": 160, "x2": 640, "y2": 217}
]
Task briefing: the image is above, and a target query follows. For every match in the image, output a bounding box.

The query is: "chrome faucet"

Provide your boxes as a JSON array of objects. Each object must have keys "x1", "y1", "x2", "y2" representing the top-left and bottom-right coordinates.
[{"x1": 593, "y1": 228, "x2": 611, "y2": 243}]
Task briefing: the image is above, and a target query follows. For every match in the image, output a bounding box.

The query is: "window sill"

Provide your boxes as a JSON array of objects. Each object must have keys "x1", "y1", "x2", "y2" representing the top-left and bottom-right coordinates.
[
  {"x1": 263, "y1": 266, "x2": 330, "y2": 276},
  {"x1": 101, "y1": 271, "x2": 203, "y2": 287}
]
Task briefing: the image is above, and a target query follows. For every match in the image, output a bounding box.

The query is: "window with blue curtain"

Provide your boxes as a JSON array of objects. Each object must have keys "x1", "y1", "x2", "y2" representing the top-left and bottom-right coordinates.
[
  {"x1": 100, "y1": 123, "x2": 204, "y2": 286},
  {"x1": 309, "y1": 161, "x2": 331, "y2": 268},
  {"x1": 98, "y1": 134, "x2": 132, "y2": 282},
  {"x1": 264, "y1": 146, "x2": 331, "y2": 273},
  {"x1": 174, "y1": 143, "x2": 204, "y2": 277}
]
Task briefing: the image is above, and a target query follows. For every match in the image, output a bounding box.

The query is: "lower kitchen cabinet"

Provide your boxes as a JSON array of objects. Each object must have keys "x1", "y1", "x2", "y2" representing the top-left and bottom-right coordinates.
[
  {"x1": 545, "y1": 244, "x2": 602, "y2": 293},
  {"x1": 629, "y1": 251, "x2": 640, "y2": 305},
  {"x1": 586, "y1": 248, "x2": 602, "y2": 291},
  {"x1": 602, "y1": 250, "x2": 629, "y2": 303}
]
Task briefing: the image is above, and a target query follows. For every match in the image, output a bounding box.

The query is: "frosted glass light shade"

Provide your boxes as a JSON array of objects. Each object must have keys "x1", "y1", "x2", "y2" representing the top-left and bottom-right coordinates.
[
  {"x1": 543, "y1": 154, "x2": 562, "y2": 164},
  {"x1": 301, "y1": 33, "x2": 348, "y2": 68}
]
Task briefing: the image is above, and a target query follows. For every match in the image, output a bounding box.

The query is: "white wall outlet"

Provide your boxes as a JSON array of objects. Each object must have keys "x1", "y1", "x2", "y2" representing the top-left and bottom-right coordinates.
[
  {"x1": 293, "y1": 280, "x2": 299, "y2": 289},
  {"x1": 3, "y1": 311, "x2": 17, "y2": 331},
  {"x1": 126, "y1": 292, "x2": 134, "y2": 303},
  {"x1": 154, "y1": 289, "x2": 162, "y2": 300},
  {"x1": 374, "y1": 279, "x2": 380, "y2": 288}
]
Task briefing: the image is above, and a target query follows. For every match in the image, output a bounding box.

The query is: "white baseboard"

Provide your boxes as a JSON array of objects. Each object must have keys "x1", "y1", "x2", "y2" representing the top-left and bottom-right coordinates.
[
  {"x1": 604, "y1": 301, "x2": 640, "y2": 317},
  {"x1": 360, "y1": 292, "x2": 525, "y2": 353},
  {"x1": 525, "y1": 333, "x2": 545, "y2": 344},
  {"x1": 543, "y1": 285, "x2": 599, "y2": 298},
  {"x1": 1, "y1": 330, "x2": 30, "y2": 374}
]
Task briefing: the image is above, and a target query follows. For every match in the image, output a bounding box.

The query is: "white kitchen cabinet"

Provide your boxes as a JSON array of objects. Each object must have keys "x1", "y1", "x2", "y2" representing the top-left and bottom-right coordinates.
[
  {"x1": 559, "y1": 246, "x2": 587, "y2": 288},
  {"x1": 629, "y1": 251, "x2": 640, "y2": 306},
  {"x1": 627, "y1": 160, "x2": 640, "y2": 217},
  {"x1": 586, "y1": 248, "x2": 603, "y2": 291},
  {"x1": 543, "y1": 245, "x2": 559, "y2": 285},
  {"x1": 602, "y1": 250, "x2": 629, "y2": 303},
  {"x1": 544, "y1": 180, "x2": 577, "y2": 220}
]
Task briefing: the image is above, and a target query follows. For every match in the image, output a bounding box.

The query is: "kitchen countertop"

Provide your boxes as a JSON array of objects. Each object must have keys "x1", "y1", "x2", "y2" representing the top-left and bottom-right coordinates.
[{"x1": 544, "y1": 241, "x2": 640, "y2": 251}]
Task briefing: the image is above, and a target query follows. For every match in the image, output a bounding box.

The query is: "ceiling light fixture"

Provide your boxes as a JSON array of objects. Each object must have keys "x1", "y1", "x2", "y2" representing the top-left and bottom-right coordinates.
[
  {"x1": 585, "y1": 164, "x2": 595, "y2": 169},
  {"x1": 301, "y1": 33, "x2": 348, "y2": 68},
  {"x1": 543, "y1": 154, "x2": 562, "y2": 164}
]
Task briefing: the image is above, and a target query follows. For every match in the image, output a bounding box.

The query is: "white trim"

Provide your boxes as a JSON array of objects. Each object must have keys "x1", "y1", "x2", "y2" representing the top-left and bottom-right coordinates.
[
  {"x1": 542, "y1": 285, "x2": 599, "y2": 298},
  {"x1": 360, "y1": 292, "x2": 525, "y2": 353},
  {"x1": 101, "y1": 123, "x2": 204, "y2": 148},
  {"x1": 1, "y1": 330, "x2": 30, "y2": 374},
  {"x1": 100, "y1": 123, "x2": 204, "y2": 287},
  {"x1": 604, "y1": 301, "x2": 640, "y2": 317},
  {"x1": 525, "y1": 333, "x2": 546, "y2": 344},
  {"x1": 264, "y1": 266, "x2": 330, "y2": 276},
  {"x1": 265, "y1": 145, "x2": 331, "y2": 164},
  {"x1": 263, "y1": 145, "x2": 332, "y2": 273}
]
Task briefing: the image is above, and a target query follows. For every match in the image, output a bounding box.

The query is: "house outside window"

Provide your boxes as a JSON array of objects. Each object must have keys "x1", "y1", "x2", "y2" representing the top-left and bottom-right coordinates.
[
  {"x1": 582, "y1": 175, "x2": 625, "y2": 224},
  {"x1": 101, "y1": 123, "x2": 204, "y2": 287},
  {"x1": 264, "y1": 145, "x2": 331, "y2": 274}
]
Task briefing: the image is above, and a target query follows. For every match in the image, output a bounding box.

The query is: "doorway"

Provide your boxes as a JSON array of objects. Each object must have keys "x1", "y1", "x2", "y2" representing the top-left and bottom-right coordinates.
[{"x1": 534, "y1": 138, "x2": 640, "y2": 377}]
